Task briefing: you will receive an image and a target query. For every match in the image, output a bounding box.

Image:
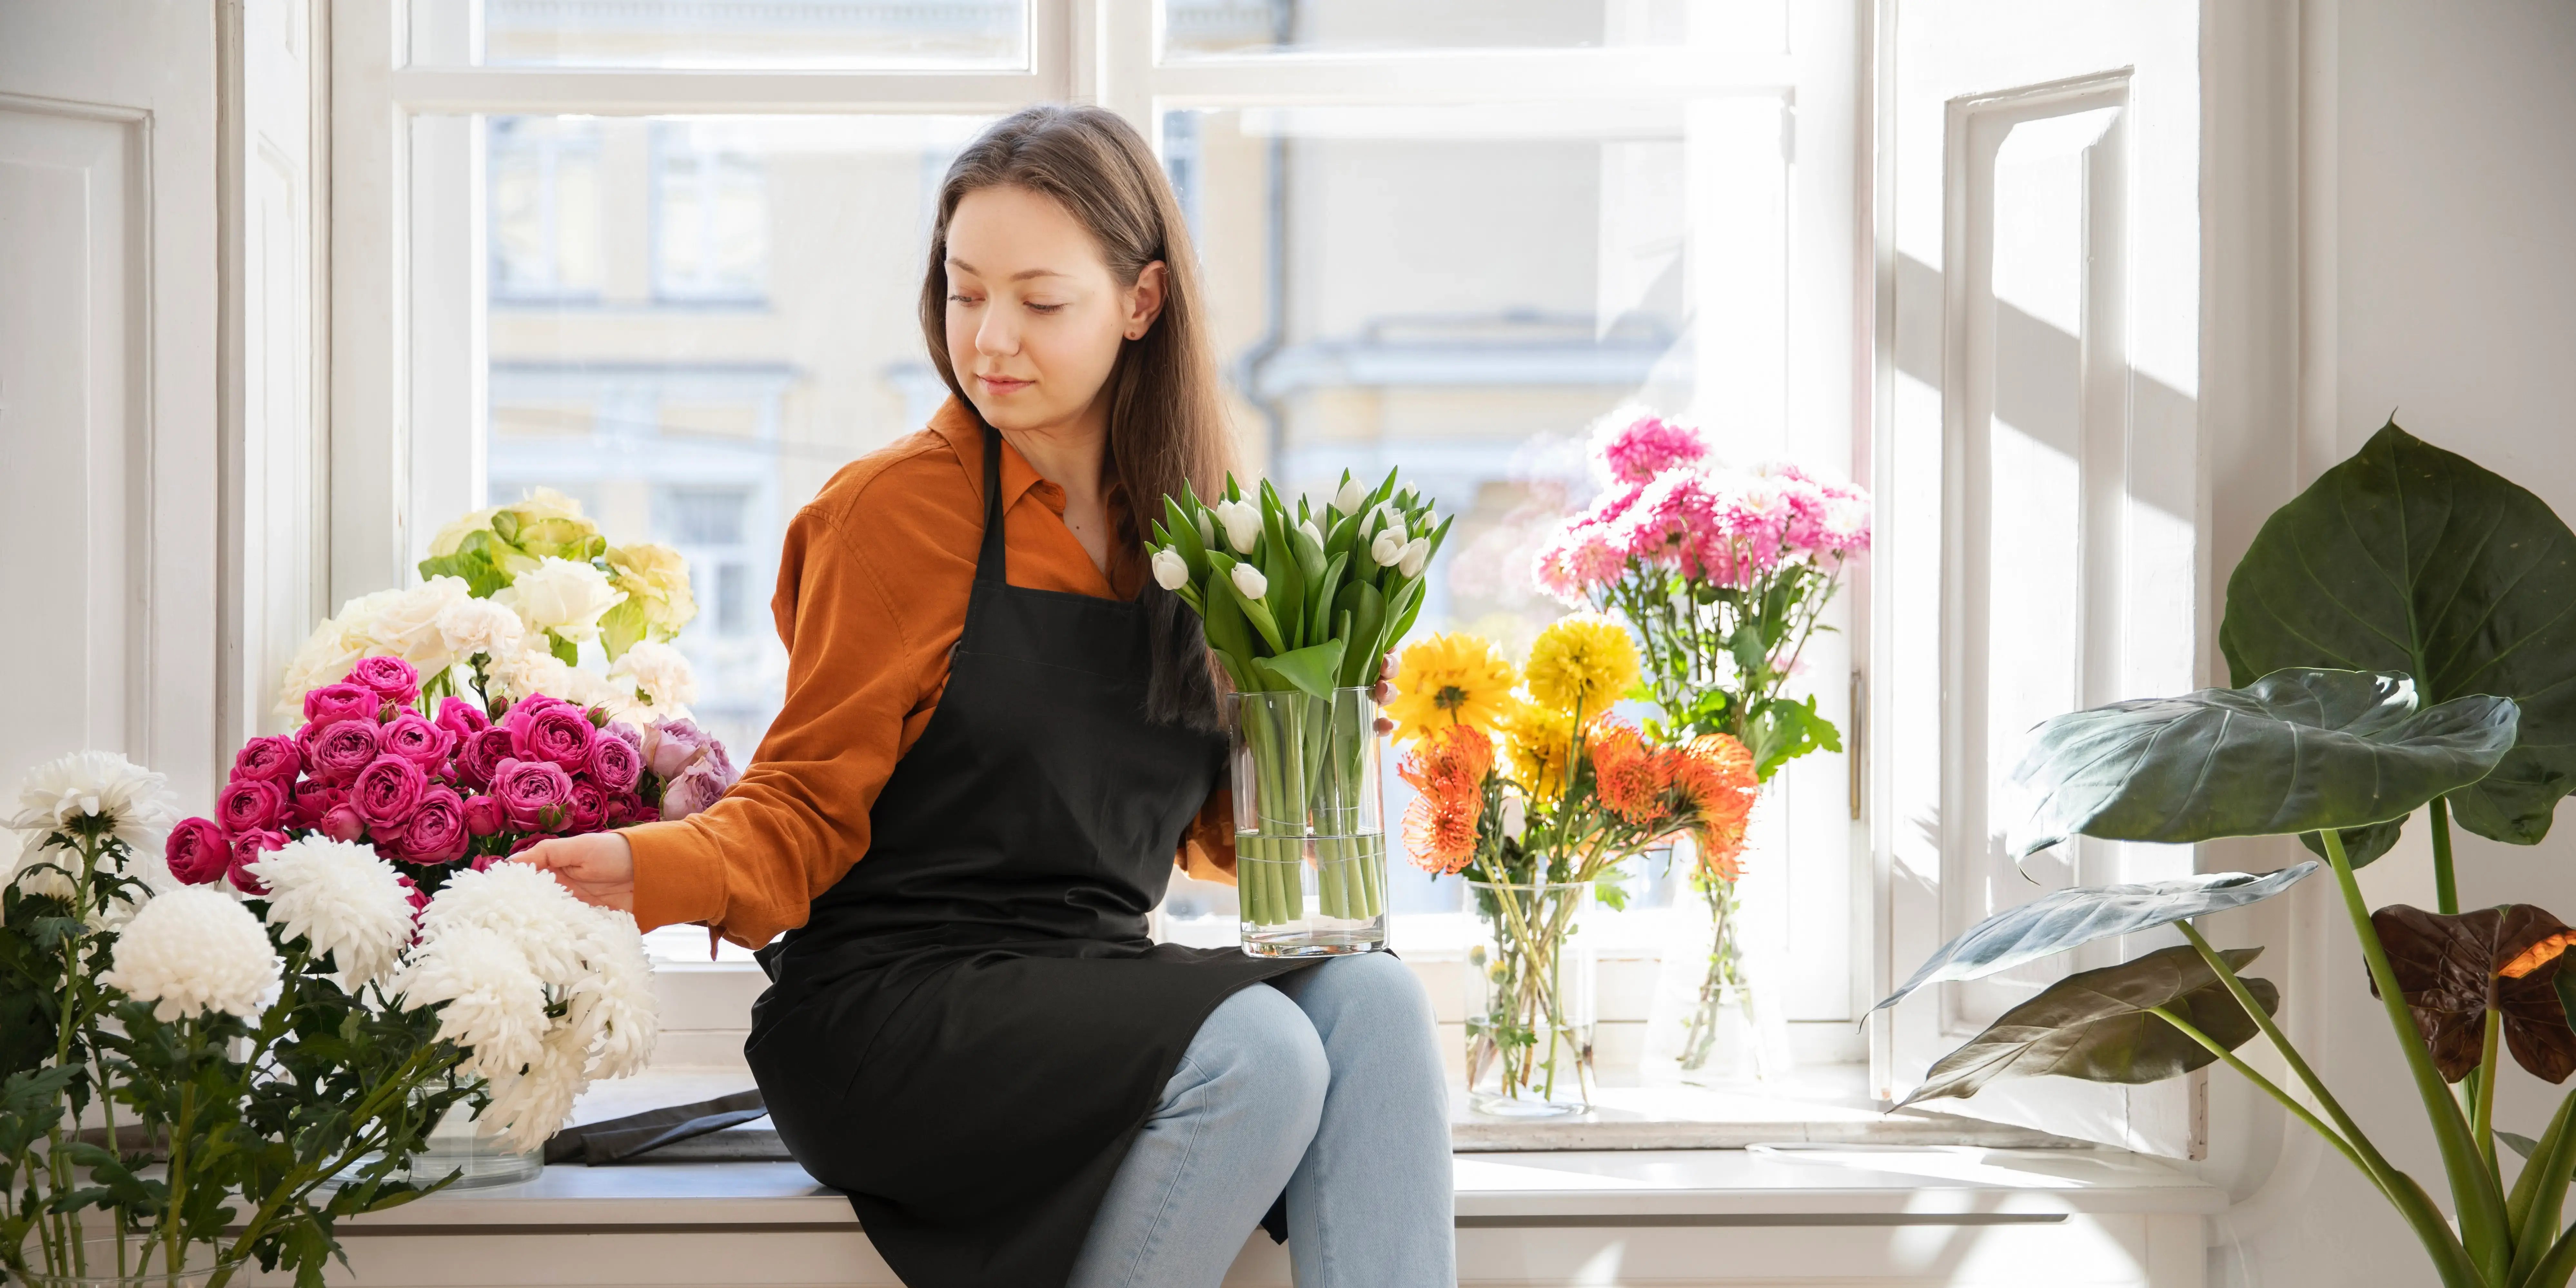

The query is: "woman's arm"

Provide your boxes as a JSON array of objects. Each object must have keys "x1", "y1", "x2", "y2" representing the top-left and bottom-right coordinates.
[{"x1": 519, "y1": 503, "x2": 936, "y2": 945}]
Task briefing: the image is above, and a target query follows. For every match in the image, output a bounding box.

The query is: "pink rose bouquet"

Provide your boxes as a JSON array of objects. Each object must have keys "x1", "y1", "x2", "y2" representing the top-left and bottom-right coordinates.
[{"x1": 172, "y1": 654, "x2": 737, "y2": 898}]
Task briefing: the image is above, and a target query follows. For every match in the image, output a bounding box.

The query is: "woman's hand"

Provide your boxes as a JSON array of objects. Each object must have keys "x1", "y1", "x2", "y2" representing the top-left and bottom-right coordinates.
[
  {"x1": 1372, "y1": 651, "x2": 1398, "y2": 734},
  {"x1": 509, "y1": 831, "x2": 637, "y2": 913}
]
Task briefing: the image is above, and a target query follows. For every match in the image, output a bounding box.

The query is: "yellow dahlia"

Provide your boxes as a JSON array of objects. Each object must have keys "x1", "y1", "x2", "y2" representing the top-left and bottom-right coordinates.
[
  {"x1": 1496, "y1": 701, "x2": 1579, "y2": 802},
  {"x1": 1523, "y1": 613, "x2": 1641, "y2": 718},
  {"x1": 1385, "y1": 633, "x2": 1521, "y2": 743}
]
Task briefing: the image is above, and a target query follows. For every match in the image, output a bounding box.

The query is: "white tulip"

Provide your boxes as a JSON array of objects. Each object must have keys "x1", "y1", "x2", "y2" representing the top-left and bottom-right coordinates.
[
  {"x1": 1151, "y1": 547, "x2": 1190, "y2": 591},
  {"x1": 1231, "y1": 563, "x2": 1268, "y2": 601},
  {"x1": 1370, "y1": 529, "x2": 1406, "y2": 567},
  {"x1": 1195, "y1": 509, "x2": 1216, "y2": 552},
  {"x1": 1334, "y1": 477, "x2": 1365, "y2": 514},
  {"x1": 1499, "y1": 791, "x2": 1528, "y2": 843},
  {"x1": 1217, "y1": 500, "x2": 1263, "y2": 555},
  {"x1": 1297, "y1": 518, "x2": 1324, "y2": 548},
  {"x1": 1399, "y1": 537, "x2": 1430, "y2": 578}
]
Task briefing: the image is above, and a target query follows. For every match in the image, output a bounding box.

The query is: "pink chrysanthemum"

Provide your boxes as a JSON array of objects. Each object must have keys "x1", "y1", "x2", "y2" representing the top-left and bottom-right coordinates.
[{"x1": 1592, "y1": 410, "x2": 1709, "y2": 485}]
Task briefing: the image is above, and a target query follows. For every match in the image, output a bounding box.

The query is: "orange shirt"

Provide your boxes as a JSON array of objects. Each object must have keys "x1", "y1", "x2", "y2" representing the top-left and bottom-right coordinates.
[{"x1": 628, "y1": 400, "x2": 1238, "y2": 949}]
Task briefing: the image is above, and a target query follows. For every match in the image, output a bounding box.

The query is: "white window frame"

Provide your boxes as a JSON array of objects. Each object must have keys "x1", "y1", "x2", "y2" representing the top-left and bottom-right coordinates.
[{"x1": 328, "y1": 0, "x2": 1870, "y2": 1066}]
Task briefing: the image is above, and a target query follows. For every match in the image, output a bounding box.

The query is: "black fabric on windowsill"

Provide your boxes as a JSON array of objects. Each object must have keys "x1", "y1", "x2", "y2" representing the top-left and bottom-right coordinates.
[{"x1": 541, "y1": 1089, "x2": 775, "y2": 1165}]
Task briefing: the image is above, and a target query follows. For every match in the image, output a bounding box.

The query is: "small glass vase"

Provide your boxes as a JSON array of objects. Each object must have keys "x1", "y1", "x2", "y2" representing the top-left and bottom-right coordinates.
[
  {"x1": 15, "y1": 1238, "x2": 243, "y2": 1288},
  {"x1": 1465, "y1": 880, "x2": 1597, "y2": 1117},
  {"x1": 399, "y1": 1103, "x2": 543, "y2": 1190},
  {"x1": 1232, "y1": 687, "x2": 1389, "y2": 958},
  {"x1": 1676, "y1": 869, "x2": 1761, "y2": 1083}
]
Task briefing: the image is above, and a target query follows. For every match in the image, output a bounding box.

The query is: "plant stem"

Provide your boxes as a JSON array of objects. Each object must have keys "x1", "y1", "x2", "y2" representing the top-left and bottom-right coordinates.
[
  {"x1": 2147, "y1": 1006, "x2": 2371, "y2": 1178},
  {"x1": 2431, "y1": 796, "x2": 2458, "y2": 916},
  {"x1": 2175, "y1": 923, "x2": 2399, "y2": 1180},
  {"x1": 2475, "y1": 999, "x2": 2502, "y2": 1180},
  {"x1": 2321, "y1": 827, "x2": 2512, "y2": 1284}
]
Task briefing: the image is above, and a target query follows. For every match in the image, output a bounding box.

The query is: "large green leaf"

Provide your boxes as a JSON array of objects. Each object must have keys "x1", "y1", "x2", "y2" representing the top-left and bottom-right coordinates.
[
  {"x1": 1872, "y1": 863, "x2": 2317, "y2": 1016},
  {"x1": 2007, "y1": 668, "x2": 2518, "y2": 858},
  {"x1": 2221, "y1": 421, "x2": 2576, "y2": 855},
  {"x1": 1896, "y1": 946, "x2": 2276, "y2": 1107}
]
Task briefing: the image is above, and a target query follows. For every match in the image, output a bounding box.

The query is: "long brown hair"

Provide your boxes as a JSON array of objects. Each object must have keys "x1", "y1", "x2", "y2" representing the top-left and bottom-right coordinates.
[{"x1": 920, "y1": 105, "x2": 1231, "y2": 729}]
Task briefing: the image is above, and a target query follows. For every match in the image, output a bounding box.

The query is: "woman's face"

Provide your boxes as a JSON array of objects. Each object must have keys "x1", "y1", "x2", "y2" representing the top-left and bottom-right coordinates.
[{"x1": 943, "y1": 185, "x2": 1165, "y2": 434}]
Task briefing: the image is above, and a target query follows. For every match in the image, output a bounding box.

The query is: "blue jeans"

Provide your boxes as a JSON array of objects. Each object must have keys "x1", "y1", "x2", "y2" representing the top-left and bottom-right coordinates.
[{"x1": 1067, "y1": 951, "x2": 1455, "y2": 1288}]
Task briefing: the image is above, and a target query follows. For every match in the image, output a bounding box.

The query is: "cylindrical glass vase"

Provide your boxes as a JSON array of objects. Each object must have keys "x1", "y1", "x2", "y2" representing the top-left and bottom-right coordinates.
[
  {"x1": 15, "y1": 1238, "x2": 242, "y2": 1288},
  {"x1": 398, "y1": 1102, "x2": 543, "y2": 1189},
  {"x1": 1466, "y1": 880, "x2": 1597, "y2": 1117},
  {"x1": 1232, "y1": 687, "x2": 1388, "y2": 958}
]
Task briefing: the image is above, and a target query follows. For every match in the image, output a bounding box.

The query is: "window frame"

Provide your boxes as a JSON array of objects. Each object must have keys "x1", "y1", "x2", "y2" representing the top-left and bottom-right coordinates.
[{"x1": 328, "y1": 0, "x2": 1871, "y2": 1065}]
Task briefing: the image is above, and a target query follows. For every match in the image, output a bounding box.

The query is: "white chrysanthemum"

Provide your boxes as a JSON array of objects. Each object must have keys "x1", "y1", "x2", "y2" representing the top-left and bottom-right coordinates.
[
  {"x1": 480, "y1": 1024, "x2": 593, "y2": 1154},
  {"x1": 436, "y1": 595, "x2": 527, "y2": 664},
  {"x1": 393, "y1": 922, "x2": 548, "y2": 1079},
  {"x1": 10, "y1": 751, "x2": 176, "y2": 858},
  {"x1": 0, "y1": 829, "x2": 75, "y2": 908},
  {"x1": 248, "y1": 837, "x2": 418, "y2": 986},
  {"x1": 606, "y1": 640, "x2": 697, "y2": 715},
  {"x1": 98, "y1": 886, "x2": 284, "y2": 1022},
  {"x1": 366, "y1": 576, "x2": 474, "y2": 676},
  {"x1": 494, "y1": 557, "x2": 626, "y2": 645},
  {"x1": 560, "y1": 905, "x2": 659, "y2": 1080},
  {"x1": 418, "y1": 862, "x2": 601, "y2": 987}
]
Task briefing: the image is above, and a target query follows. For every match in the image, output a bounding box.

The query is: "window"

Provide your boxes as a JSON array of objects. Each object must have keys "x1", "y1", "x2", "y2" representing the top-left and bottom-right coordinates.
[{"x1": 351, "y1": 1, "x2": 1867, "y2": 1083}]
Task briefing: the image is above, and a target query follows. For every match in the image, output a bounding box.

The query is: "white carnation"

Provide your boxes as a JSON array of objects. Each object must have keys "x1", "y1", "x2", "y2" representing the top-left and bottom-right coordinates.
[
  {"x1": 487, "y1": 643, "x2": 621, "y2": 713},
  {"x1": 494, "y1": 557, "x2": 626, "y2": 645},
  {"x1": 606, "y1": 640, "x2": 697, "y2": 715},
  {"x1": 436, "y1": 595, "x2": 527, "y2": 663},
  {"x1": 249, "y1": 837, "x2": 418, "y2": 987},
  {"x1": 394, "y1": 922, "x2": 547, "y2": 1079},
  {"x1": 98, "y1": 886, "x2": 283, "y2": 1023},
  {"x1": 366, "y1": 577, "x2": 474, "y2": 675},
  {"x1": 10, "y1": 750, "x2": 177, "y2": 860}
]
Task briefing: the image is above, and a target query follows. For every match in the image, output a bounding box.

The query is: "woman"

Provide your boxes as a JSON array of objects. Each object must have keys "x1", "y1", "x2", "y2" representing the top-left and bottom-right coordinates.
[{"x1": 515, "y1": 105, "x2": 1456, "y2": 1288}]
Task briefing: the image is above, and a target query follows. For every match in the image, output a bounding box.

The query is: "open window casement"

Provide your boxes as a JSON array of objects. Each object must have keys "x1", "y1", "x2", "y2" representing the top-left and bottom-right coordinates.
[{"x1": 1871, "y1": 1, "x2": 2207, "y2": 1155}]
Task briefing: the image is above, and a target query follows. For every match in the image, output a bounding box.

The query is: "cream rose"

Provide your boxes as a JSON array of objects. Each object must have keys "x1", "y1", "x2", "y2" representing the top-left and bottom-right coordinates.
[
  {"x1": 494, "y1": 557, "x2": 626, "y2": 645},
  {"x1": 366, "y1": 577, "x2": 474, "y2": 675}
]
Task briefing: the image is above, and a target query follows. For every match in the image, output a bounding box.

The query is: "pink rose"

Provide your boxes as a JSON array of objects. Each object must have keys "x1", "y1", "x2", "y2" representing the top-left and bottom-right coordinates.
[
  {"x1": 289, "y1": 780, "x2": 340, "y2": 829},
  {"x1": 565, "y1": 780, "x2": 607, "y2": 832},
  {"x1": 659, "y1": 741, "x2": 740, "y2": 821},
  {"x1": 435, "y1": 695, "x2": 491, "y2": 742},
  {"x1": 462, "y1": 794, "x2": 506, "y2": 837},
  {"x1": 490, "y1": 757, "x2": 574, "y2": 831},
  {"x1": 307, "y1": 718, "x2": 383, "y2": 786},
  {"x1": 320, "y1": 804, "x2": 366, "y2": 842},
  {"x1": 216, "y1": 779, "x2": 285, "y2": 833},
  {"x1": 229, "y1": 830, "x2": 287, "y2": 894},
  {"x1": 602, "y1": 721, "x2": 644, "y2": 754},
  {"x1": 303, "y1": 682, "x2": 378, "y2": 727},
  {"x1": 395, "y1": 788, "x2": 470, "y2": 865},
  {"x1": 643, "y1": 718, "x2": 714, "y2": 780},
  {"x1": 586, "y1": 729, "x2": 643, "y2": 794},
  {"x1": 347, "y1": 655, "x2": 421, "y2": 707},
  {"x1": 396, "y1": 873, "x2": 429, "y2": 926},
  {"x1": 456, "y1": 726, "x2": 516, "y2": 790},
  {"x1": 230, "y1": 735, "x2": 301, "y2": 784},
  {"x1": 351, "y1": 756, "x2": 429, "y2": 830},
  {"x1": 380, "y1": 712, "x2": 455, "y2": 771},
  {"x1": 510, "y1": 702, "x2": 597, "y2": 773},
  {"x1": 165, "y1": 818, "x2": 231, "y2": 885}
]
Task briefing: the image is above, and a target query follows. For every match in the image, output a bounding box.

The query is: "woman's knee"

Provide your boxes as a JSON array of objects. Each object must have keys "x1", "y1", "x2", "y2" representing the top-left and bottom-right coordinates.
[
  {"x1": 1183, "y1": 983, "x2": 1330, "y2": 1129},
  {"x1": 1287, "y1": 951, "x2": 1436, "y2": 1037}
]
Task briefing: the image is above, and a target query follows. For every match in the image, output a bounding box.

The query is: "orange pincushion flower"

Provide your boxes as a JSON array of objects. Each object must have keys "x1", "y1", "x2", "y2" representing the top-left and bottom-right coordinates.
[
  {"x1": 1398, "y1": 725, "x2": 1492, "y2": 875},
  {"x1": 1668, "y1": 733, "x2": 1758, "y2": 881},
  {"x1": 1585, "y1": 720, "x2": 1670, "y2": 825}
]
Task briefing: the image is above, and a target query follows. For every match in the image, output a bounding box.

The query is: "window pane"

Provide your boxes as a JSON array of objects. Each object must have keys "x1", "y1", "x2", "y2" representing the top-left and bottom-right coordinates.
[
  {"x1": 411, "y1": 0, "x2": 1028, "y2": 70},
  {"x1": 1164, "y1": 103, "x2": 1710, "y2": 916},
  {"x1": 1163, "y1": 0, "x2": 1782, "y2": 57},
  {"x1": 468, "y1": 114, "x2": 998, "y2": 762}
]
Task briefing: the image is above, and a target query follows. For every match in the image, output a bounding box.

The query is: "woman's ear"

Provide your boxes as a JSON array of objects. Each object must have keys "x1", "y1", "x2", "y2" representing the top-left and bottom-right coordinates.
[{"x1": 1124, "y1": 260, "x2": 1169, "y2": 340}]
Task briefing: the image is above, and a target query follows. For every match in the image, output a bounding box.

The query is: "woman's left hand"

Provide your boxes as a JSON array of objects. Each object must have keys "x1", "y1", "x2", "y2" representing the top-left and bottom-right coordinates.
[{"x1": 1372, "y1": 651, "x2": 1397, "y2": 734}]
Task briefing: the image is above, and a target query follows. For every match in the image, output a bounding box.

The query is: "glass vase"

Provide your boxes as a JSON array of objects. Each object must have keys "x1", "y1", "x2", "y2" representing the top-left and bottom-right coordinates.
[
  {"x1": 1676, "y1": 868, "x2": 1760, "y2": 1083},
  {"x1": 1465, "y1": 880, "x2": 1597, "y2": 1117},
  {"x1": 1232, "y1": 687, "x2": 1389, "y2": 958},
  {"x1": 15, "y1": 1238, "x2": 243, "y2": 1288},
  {"x1": 398, "y1": 1102, "x2": 543, "y2": 1189}
]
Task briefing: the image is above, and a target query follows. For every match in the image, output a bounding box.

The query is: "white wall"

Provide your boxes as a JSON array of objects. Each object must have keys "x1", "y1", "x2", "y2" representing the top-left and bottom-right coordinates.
[{"x1": 2202, "y1": 3, "x2": 2576, "y2": 1284}]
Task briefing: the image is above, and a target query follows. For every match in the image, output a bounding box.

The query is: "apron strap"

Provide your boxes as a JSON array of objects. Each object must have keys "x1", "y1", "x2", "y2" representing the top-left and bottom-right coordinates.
[{"x1": 975, "y1": 420, "x2": 1008, "y2": 585}]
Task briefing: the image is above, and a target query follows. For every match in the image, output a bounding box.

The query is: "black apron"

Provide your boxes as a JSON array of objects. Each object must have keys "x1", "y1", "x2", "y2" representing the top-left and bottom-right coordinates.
[{"x1": 746, "y1": 424, "x2": 1317, "y2": 1288}]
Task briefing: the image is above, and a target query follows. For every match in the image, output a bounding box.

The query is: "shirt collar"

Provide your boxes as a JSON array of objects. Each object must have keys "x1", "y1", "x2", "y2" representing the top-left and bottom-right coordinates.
[{"x1": 930, "y1": 397, "x2": 1060, "y2": 516}]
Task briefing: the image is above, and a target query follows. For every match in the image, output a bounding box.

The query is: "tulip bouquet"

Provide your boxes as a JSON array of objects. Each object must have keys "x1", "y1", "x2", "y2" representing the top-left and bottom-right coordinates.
[
  {"x1": 1533, "y1": 409, "x2": 1871, "y2": 1077},
  {"x1": 0, "y1": 751, "x2": 653, "y2": 1287},
  {"x1": 1146, "y1": 471, "x2": 1449, "y2": 950},
  {"x1": 1388, "y1": 620, "x2": 1762, "y2": 1111},
  {"x1": 279, "y1": 489, "x2": 702, "y2": 732},
  {"x1": 174, "y1": 655, "x2": 737, "y2": 905}
]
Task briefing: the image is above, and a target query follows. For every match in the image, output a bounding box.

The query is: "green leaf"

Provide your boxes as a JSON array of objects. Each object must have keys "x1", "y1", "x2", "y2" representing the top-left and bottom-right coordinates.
[
  {"x1": 1897, "y1": 946, "x2": 2278, "y2": 1107},
  {"x1": 1308, "y1": 551, "x2": 1349, "y2": 647},
  {"x1": 2008, "y1": 668, "x2": 2518, "y2": 858},
  {"x1": 1163, "y1": 494, "x2": 1210, "y2": 580},
  {"x1": 1259, "y1": 497, "x2": 1306, "y2": 651},
  {"x1": 1336, "y1": 582, "x2": 1386, "y2": 689},
  {"x1": 1873, "y1": 864, "x2": 2319, "y2": 1015},
  {"x1": 548, "y1": 632, "x2": 581, "y2": 668},
  {"x1": 1263, "y1": 639, "x2": 1349, "y2": 700},
  {"x1": 2221, "y1": 421, "x2": 2576, "y2": 857},
  {"x1": 1744, "y1": 694, "x2": 1841, "y2": 781}
]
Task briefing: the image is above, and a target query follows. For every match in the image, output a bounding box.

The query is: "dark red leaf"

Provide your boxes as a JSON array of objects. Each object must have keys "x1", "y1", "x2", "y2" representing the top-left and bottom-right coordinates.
[{"x1": 2371, "y1": 904, "x2": 2576, "y2": 1083}]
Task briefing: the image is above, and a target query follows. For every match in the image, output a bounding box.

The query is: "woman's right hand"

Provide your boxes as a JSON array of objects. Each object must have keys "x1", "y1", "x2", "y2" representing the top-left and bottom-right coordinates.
[{"x1": 509, "y1": 831, "x2": 637, "y2": 913}]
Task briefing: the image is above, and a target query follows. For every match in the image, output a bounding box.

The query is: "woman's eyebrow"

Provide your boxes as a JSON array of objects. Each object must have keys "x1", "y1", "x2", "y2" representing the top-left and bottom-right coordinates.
[{"x1": 947, "y1": 257, "x2": 1067, "y2": 283}]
